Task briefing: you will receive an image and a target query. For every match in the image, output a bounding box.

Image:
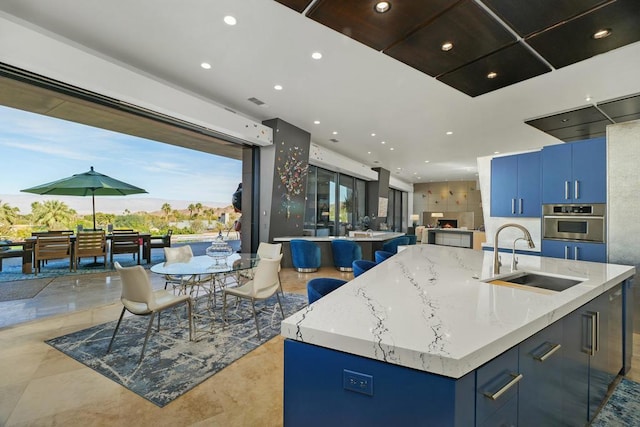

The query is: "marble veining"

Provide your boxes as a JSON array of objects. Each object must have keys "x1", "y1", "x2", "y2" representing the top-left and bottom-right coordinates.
[{"x1": 281, "y1": 245, "x2": 635, "y2": 378}]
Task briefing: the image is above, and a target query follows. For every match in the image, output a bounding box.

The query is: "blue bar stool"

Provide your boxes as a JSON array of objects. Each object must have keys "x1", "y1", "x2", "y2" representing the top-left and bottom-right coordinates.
[
  {"x1": 331, "y1": 239, "x2": 363, "y2": 272},
  {"x1": 290, "y1": 239, "x2": 321, "y2": 272}
]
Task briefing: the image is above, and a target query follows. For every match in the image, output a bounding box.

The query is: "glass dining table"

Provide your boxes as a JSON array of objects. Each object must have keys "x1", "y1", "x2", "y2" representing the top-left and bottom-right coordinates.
[{"x1": 150, "y1": 253, "x2": 259, "y2": 339}]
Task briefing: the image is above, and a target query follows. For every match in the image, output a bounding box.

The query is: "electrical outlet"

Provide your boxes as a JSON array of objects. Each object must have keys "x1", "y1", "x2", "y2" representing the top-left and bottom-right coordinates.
[{"x1": 343, "y1": 369, "x2": 374, "y2": 396}]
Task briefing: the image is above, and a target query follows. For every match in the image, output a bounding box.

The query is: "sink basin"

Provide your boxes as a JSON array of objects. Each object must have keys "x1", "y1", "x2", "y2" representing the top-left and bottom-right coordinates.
[{"x1": 487, "y1": 272, "x2": 583, "y2": 292}]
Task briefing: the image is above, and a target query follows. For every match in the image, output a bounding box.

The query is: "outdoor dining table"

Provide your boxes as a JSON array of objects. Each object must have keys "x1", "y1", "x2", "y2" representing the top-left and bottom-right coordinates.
[
  {"x1": 21, "y1": 233, "x2": 152, "y2": 273},
  {"x1": 150, "y1": 253, "x2": 259, "y2": 339}
]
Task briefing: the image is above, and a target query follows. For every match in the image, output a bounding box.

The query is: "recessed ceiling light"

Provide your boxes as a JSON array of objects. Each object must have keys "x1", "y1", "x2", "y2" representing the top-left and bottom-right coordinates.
[
  {"x1": 390, "y1": 147, "x2": 394, "y2": 151},
  {"x1": 396, "y1": 167, "x2": 402, "y2": 170},
  {"x1": 224, "y1": 16, "x2": 237, "y2": 26},
  {"x1": 417, "y1": 176, "x2": 421, "y2": 179},
  {"x1": 381, "y1": 141, "x2": 386, "y2": 144},
  {"x1": 424, "y1": 160, "x2": 430, "y2": 163},
  {"x1": 561, "y1": 118, "x2": 569, "y2": 123},
  {"x1": 487, "y1": 72, "x2": 498, "y2": 79},
  {"x1": 314, "y1": 120, "x2": 320, "y2": 125},
  {"x1": 311, "y1": 52, "x2": 322, "y2": 60},
  {"x1": 367, "y1": 151, "x2": 372, "y2": 154},
  {"x1": 332, "y1": 131, "x2": 338, "y2": 135},
  {"x1": 371, "y1": 133, "x2": 376, "y2": 137},
  {"x1": 374, "y1": 2, "x2": 391, "y2": 13},
  {"x1": 441, "y1": 42, "x2": 454, "y2": 52},
  {"x1": 585, "y1": 95, "x2": 592, "y2": 102},
  {"x1": 592, "y1": 28, "x2": 612, "y2": 39},
  {"x1": 200, "y1": 62, "x2": 211, "y2": 69},
  {"x1": 446, "y1": 131, "x2": 453, "y2": 135},
  {"x1": 494, "y1": 151, "x2": 500, "y2": 154},
  {"x1": 274, "y1": 84, "x2": 283, "y2": 91}
]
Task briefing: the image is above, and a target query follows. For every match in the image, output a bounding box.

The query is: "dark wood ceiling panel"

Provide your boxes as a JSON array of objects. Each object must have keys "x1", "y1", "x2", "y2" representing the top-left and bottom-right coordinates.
[
  {"x1": 545, "y1": 121, "x2": 609, "y2": 142},
  {"x1": 598, "y1": 93, "x2": 640, "y2": 122},
  {"x1": 526, "y1": 0, "x2": 640, "y2": 69},
  {"x1": 274, "y1": 0, "x2": 313, "y2": 13},
  {"x1": 525, "y1": 105, "x2": 611, "y2": 132},
  {"x1": 481, "y1": 0, "x2": 610, "y2": 37},
  {"x1": 384, "y1": 0, "x2": 514, "y2": 77},
  {"x1": 306, "y1": 0, "x2": 459, "y2": 51},
  {"x1": 436, "y1": 42, "x2": 551, "y2": 97}
]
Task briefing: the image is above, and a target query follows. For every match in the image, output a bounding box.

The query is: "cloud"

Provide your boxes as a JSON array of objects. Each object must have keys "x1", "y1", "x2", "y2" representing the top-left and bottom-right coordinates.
[{"x1": 0, "y1": 139, "x2": 100, "y2": 161}]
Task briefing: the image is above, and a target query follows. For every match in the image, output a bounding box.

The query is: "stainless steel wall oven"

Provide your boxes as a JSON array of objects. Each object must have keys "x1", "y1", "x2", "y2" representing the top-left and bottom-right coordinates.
[{"x1": 542, "y1": 204, "x2": 606, "y2": 243}]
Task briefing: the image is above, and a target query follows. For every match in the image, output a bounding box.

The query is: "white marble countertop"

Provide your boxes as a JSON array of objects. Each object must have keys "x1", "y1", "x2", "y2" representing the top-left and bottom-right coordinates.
[
  {"x1": 281, "y1": 245, "x2": 635, "y2": 378},
  {"x1": 273, "y1": 232, "x2": 404, "y2": 242}
]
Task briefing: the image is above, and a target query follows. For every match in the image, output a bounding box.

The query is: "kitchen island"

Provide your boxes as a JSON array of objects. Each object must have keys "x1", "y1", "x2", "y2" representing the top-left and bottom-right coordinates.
[{"x1": 281, "y1": 245, "x2": 635, "y2": 426}]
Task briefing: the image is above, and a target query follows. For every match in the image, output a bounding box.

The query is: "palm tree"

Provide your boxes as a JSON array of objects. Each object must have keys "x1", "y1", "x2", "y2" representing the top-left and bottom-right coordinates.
[
  {"x1": 188, "y1": 203, "x2": 196, "y2": 219},
  {"x1": 195, "y1": 202, "x2": 203, "y2": 217},
  {"x1": 0, "y1": 200, "x2": 19, "y2": 223},
  {"x1": 0, "y1": 200, "x2": 20, "y2": 232},
  {"x1": 31, "y1": 200, "x2": 76, "y2": 229},
  {"x1": 161, "y1": 203, "x2": 171, "y2": 221}
]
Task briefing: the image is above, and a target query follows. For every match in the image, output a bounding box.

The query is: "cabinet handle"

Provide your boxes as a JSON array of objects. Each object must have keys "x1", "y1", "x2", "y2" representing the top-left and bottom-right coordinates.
[
  {"x1": 585, "y1": 312, "x2": 598, "y2": 356},
  {"x1": 519, "y1": 198, "x2": 523, "y2": 214},
  {"x1": 511, "y1": 198, "x2": 516, "y2": 214},
  {"x1": 534, "y1": 343, "x2": 562, "y2": 362},
  {"x1": 574, "y1": 246, "x2": 579, "y2": 260},
  {"x1": 565, "y1": 181, "x2": 570, "y2": 200},
  {"x1": 483, "y1": 373, "x2": 523, "y2": 400},
  {"x1": 594, "y1": 311, "x2": 600, "y2": 353},
  {"x1": 575, "y1": 180, "x2": 580, "y2": 199},
  {"x1": 564, "y1": 246, "x2": 570, "y2": 259}
]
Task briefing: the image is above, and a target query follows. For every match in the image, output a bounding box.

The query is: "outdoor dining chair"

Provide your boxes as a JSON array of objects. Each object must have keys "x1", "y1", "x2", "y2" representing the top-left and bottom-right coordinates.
[
  {"x1": 110, "y1": 232, "x2": 140, "y2": 266},
  {"x1": 222, "y1": 254, "x2": 283, "y2": 339},
  {"x1": 34, "y1": 235, "x2": 73, "y2": 276},
  {"x1": 74, "y1": 230, "x2": 107, "y2": 270},
  {"x1": 108, "y1": 262, "x2": 192, "y2": 363}
]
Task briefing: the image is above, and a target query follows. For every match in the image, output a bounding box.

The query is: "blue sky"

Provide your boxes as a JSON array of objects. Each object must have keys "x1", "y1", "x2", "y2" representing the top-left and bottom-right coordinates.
[{"x1": 0, "y1": 105, "x2": 242, "y2": 213}]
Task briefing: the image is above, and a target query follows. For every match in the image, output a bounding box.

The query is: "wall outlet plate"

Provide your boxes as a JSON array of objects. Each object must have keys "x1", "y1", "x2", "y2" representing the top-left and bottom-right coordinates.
[{"x1": 343, "y1": 369, "x2": 374, "y2": 396}]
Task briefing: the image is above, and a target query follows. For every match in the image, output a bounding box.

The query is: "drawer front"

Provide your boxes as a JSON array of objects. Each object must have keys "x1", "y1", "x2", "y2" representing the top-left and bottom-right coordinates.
[{"x1": 476, "y1": 346, "x2": 520, "y2": 425}]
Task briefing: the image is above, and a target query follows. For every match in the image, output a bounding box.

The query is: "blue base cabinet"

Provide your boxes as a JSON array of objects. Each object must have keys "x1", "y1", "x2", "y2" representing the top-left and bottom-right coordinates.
[
  {"x1": 541, "y1": 137, "x2": 606, "y2": 204},
  {"x1": 518, "y1": 320, "x2": 564, "y2": 427},
  {"x1": 284, "y1": 340, "x2": 475, "y2": 427},
  {"x1": 562, "y1": 284, "x2": 623, "y2": 424},
  {"x1": 542, "y1": 239, "x2": 606, "y2": 262},
  {"x1": 491, "y1": 151, "x2": 541, "y2": 217}
]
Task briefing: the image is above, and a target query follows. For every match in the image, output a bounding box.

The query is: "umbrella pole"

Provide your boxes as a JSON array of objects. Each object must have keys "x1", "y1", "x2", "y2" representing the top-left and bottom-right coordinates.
[{"x1": 92, "y1": 193, "x2": 96, "y2": 230}]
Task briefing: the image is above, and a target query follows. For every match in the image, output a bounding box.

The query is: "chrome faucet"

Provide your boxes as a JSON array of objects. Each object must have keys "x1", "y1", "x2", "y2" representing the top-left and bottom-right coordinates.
[{"x1": 493, "y1": 224, "x2": 535, "y2": 274}]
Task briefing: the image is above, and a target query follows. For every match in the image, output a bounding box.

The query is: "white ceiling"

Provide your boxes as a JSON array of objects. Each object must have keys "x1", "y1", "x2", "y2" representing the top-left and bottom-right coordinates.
[{"x1": 1, "y1": 0, "x2": 639, "y2": 184}]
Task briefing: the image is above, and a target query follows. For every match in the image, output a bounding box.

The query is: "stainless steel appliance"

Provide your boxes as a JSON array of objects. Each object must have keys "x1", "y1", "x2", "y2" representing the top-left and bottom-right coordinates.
[{"x1": 542, "y1": 204, "x2": 606, "y2": 242}]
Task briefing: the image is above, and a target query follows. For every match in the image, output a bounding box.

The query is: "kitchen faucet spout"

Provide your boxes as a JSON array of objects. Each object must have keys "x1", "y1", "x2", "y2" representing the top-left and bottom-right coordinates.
[{"x1": 493, "y1": 223, "x2": 535, "y2": 274}]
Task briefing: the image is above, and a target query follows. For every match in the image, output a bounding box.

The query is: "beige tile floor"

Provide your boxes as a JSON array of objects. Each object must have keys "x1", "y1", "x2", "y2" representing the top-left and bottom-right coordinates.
[
  {"x1": 0, "y1": 266, "x2": 638, "y2": 426},
  {"x1": 0, "y1": 267, "x2": 352, "y2": 426}
]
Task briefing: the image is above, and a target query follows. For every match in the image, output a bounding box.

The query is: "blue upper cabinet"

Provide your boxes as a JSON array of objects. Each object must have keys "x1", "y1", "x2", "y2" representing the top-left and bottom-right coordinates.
[
  {"x1": 491, "y1": 151, "x2": 541, "y2": 217},
  {"x1": 541, "y1": 137, "x2": 606, "y2": 204}
]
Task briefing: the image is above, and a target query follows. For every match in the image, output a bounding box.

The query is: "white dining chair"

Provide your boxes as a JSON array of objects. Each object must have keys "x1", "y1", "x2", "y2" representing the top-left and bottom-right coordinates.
[
  {"x1": 222, "y1": 254, "x2": 283, "y2": 339},
  {"x1": 108, "y1": 262, "x2": 192, "y2": 363}
]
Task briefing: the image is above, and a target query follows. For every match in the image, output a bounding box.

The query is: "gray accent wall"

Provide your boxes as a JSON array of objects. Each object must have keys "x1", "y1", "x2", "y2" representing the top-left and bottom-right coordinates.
[
  {"x1": 607, "y1": 119, "x2": 640, "y2": 331},
  {"x1": 367, "y1": 167, "x2": 390, "y2": 231},
  {"x1": 262, "y1": 118, "x2": 311, "y2": 242}
]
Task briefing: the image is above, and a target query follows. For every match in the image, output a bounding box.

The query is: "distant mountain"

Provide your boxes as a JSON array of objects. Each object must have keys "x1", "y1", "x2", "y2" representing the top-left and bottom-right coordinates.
[{"x1": 0, "y1": 194, "x2": 229, "y2": 215}]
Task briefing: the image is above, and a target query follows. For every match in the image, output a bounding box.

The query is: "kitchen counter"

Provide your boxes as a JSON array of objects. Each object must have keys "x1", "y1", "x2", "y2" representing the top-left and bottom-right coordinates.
[
  {"x1": 273, "y1": 232, "x2": 405, "y2": 267},
  {"x1": 281, "y1": 244, "x2": 634, "y2": 379}
]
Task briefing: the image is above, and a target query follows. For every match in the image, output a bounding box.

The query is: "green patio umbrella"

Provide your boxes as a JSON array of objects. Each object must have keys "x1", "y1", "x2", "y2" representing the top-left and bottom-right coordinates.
[{"x1": 21, "y1": 166, "x2": 147, "y2": 230}]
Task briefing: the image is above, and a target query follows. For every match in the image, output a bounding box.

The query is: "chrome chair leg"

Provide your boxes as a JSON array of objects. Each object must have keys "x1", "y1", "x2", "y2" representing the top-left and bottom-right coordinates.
[
  {"x1": 139, "y1": 312, "x2": 156, "y2": 364},
  {"x1": 107, "y1": 307, "x2": 126, "y2": 353},
  {"x1": 275, "y1": 291, "x2": 285, "y2": 319},
  {"x1": 251, "y1": 299, "x2": 261, "y2": 339}
]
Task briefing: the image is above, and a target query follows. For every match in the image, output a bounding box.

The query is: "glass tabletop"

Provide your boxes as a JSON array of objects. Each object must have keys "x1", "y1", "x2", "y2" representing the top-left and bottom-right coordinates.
[{"x1": 150, "y1": 253, "x2": 258, "y2": 276}]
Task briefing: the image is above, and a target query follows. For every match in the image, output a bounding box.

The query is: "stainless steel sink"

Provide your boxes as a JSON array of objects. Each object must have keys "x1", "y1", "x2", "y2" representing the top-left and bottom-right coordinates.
[{"x1": 488, "y1": 272, "x2": 584, "y2": 292}]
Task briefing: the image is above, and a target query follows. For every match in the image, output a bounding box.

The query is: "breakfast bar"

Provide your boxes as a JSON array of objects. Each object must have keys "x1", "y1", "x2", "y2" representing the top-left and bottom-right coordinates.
[
  {"x1": 273, "y1": 232, "x2": 405, "y2": 267},
  {"x1": 281, "y1": 245, "x2": 635, "y2": 426}
]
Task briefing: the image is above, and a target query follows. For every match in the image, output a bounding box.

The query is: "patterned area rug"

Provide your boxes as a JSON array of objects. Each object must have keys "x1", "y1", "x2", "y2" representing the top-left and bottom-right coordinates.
[
  {"x1": 46, "y1": 292, "x2": 307, "y2": 407},
  {"x1": 592, "y1": 377, "x2": 640, "y2": 426}
]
